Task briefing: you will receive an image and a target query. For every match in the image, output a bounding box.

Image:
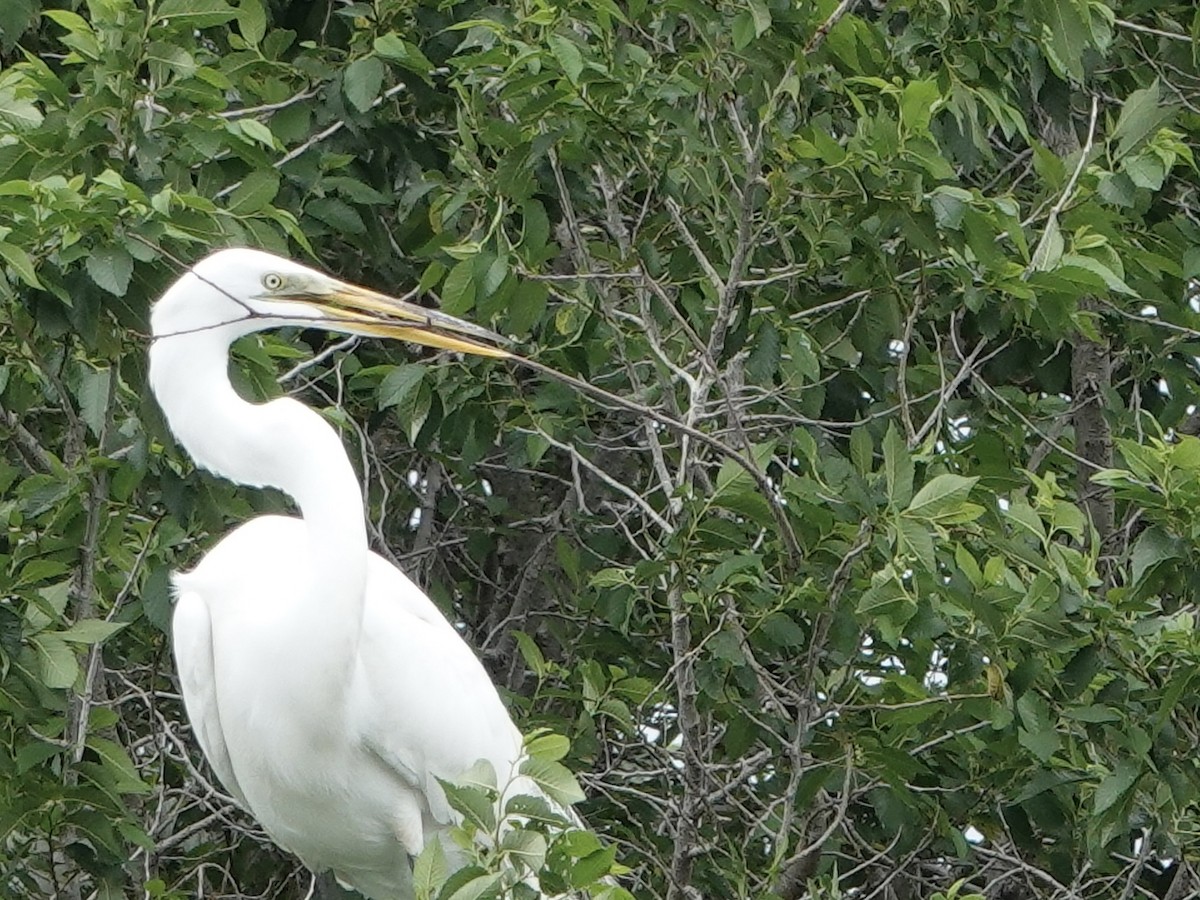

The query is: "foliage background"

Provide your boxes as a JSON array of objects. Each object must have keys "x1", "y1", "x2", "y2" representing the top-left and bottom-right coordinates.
[{"x1": 1, "y1": 0, "x2": 1199, "y2": 898}]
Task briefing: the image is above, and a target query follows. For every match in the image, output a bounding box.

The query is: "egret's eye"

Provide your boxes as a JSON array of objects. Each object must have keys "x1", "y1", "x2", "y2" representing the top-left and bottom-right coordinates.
[{"x1": 262, "y1": 273, "x2": 284, "y2": 291}]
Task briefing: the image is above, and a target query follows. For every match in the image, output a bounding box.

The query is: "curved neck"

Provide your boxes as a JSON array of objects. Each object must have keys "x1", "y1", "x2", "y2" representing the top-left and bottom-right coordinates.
[{"x1": 150, "y1": 330, "x2": 367, "y2": 621}]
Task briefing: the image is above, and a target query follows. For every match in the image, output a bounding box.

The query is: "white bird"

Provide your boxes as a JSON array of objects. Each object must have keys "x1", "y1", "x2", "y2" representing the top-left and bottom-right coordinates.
[{"x1": 149, "y1": 248, "x2": 530, "y2": 899}]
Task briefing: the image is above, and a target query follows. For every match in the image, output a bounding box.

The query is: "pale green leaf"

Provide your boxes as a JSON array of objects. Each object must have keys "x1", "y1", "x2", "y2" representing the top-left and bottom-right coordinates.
[
  {"x1": 900, "y1": 79, "x2": 940, "y2": 134},
  {"x1": 233, "y1": 117, "x2": 275, "y2": 148},
  {"x1": 549, "y1": 34, "x2": 584, "y2": 83},
  {"x1": 156, "y1": 0, "x2": 238, "y2": 28},
  {"x1": 32, "y1": 633, "x2": 78, "y2": 689},
  {"x1": 520, "y1": 756, "x2": 586, "y2": 806},
  {"x1": 1060, "y1": 254, "x2": 1136, "y2": 295},
  {"x1": 0, "y1": 241, "x2": 42, "y2": 288},
  {"x1": 445, "y1": 874, "x2": 503, "y2": 900},
  {"x1": 500, "y1": 829, "x2": 547, "y2": 871},
  {"x1": 237, "y1": 0, "x2": 266, "y2": 43},
  {"x1": 412, "y1": 839, "x2": 447, "y2": 900},
  {"x1": 748, "y1": 0, "x2": 772, "y2": 36},
  {"x1": 438, "y1": 780, "x2": 496, "y2": 832},
  {"x1": 905, "y1": 474, "x2": 978, "y2": 521},
  {"x1": 1030, "y1": 215, "x2": 1064, "y2": 271},
  {"x1": 525, "y1": 733, "x2": 570, "y2": 763}
]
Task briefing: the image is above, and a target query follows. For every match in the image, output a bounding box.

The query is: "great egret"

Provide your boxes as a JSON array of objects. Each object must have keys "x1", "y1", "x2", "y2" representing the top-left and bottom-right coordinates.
[{"x1": 149, "y1": 248, "x2": 532, "y2": 899}]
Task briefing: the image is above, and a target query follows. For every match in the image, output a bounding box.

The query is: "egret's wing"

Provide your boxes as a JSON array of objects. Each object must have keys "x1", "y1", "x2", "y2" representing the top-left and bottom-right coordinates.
[
  {"x1": 356, "y1": 553, "x2": 525, "y2": 832},
  {"x1": 172, "y1": 590, "x2": 250, "y2": 808}
]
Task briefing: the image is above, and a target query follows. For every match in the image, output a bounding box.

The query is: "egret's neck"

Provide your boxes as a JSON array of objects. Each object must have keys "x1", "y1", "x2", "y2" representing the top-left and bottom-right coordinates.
[{"x1": 149, "y1": 331, "x2": 368, "y2": 602}]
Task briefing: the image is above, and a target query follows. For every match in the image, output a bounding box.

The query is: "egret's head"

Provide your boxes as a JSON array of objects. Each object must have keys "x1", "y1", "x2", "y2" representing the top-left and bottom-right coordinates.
[{"x1": 150, "y1": 247, "x2": 510, "y2": 358}]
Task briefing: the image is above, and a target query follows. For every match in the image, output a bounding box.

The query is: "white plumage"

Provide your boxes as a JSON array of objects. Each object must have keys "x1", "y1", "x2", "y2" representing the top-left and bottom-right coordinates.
[{"x1": 150, "y1": 249, "x2": 526, "y2": 898}]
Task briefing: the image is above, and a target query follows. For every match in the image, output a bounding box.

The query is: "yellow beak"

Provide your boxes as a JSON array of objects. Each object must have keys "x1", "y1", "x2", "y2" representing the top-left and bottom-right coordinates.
[{"x1": 298, "y1": 281, "x2": 512, "y2": 360}]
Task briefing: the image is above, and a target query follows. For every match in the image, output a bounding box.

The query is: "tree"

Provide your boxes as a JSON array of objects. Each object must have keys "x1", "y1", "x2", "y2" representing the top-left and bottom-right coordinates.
[{"x1": 1, "y1": 0, "x2": 1198, "y2": 898}]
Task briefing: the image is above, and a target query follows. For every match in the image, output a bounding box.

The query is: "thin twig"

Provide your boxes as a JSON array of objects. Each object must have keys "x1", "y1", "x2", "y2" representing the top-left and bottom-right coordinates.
[
  {"x1": 805, "y1": 0, "x2": 862, "y2": 54},
  {"x1": 1027, "y1": 95, "x2": 1100, "y2": 273},
  {"x1": 1115, "y1": 18, "x2": 1192, "y2": 41},
  {"x1": 215, "y1": 82, "x2": 409, "y2": 199}
]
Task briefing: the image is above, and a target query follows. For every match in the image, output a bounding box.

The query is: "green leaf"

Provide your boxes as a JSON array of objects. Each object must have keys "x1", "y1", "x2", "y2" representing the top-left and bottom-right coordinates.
[
  {"x1": 499, "y1": 829, "x2": 548, "y2": 871},
  {"x1": 142, "y1": 566, "x2": 173, "y2": 634},
  {"x1": 232, "y1": 117, "x2": 275, "y2": 148},
  {"x1": 1123, "y1": 153, "x2": 1166, "y2": 191},
  {"x1": 307, "y1": 197, "x2": 365, "y2": 234},
  {"x1": 441, "y1": 258, "x2": 477, "y2": 316},
  {"x1": 31, "y1": 633, "x2": 78, "y2": 689},
  {"x1": 849, "y1": 426, "x2": 873, "y2": 475},
  {"x1": 1030, "y1": 215, "x2": 1064, "y2": 271},
  {"x1": 237, "y1": 0, "x2": 266, "y2": 44},
  {"x1": 400, "y1": 385, "x2": 432, "y2": 444},
  {"x1": 512, "y1": 631, "x2": 546, "y2": 677},
  {"x1": 883, "y1": 424, "x2": 913, "y2": 508},
  {"x1": 520, "y1": 756, "x2": 586, "y2": 806},
  {"x1": 156, "y1": 0, "x2": 238, "y2": 29},
  {"x1": 344, "y1": 56, "x2": 384, "y2": 113},
  {"x1": 900, "y1": 79, "x2": 940, "y2": 134},
  {"x1": 439, "y1": 780, "x2": 496, "y2": 832},
  {"x1": 1005, "y1": 500, "x2": 1046, "y2": 542},
  {"x1": 589, "y1": 568, "x2": 630, "y2": 588},
  {"x1": 479, "y1": 254, "x2": 508, "y2": 298},
  {"x1": 1059, "y1": 254, "x2": 1136, "y2": 295},
  {"x1": 1111, "y1": 81, "x2": 1171, "y2": 160},
  {"x1": 86, "y1": 246, "x2": 134, "y2": 296},
  {"x1": 1129, "y1": 526, "x2": 1180, "y2": 585},
  {"x1": 412, "y1": 838, "x2": 448, "y2": 900},
  {"x1": 746, "y1": 320, "x2": 781, "y2": 383},
  {"x1": 896, "y1": 517, "x2": 935, "y2": 569},
  {"x1": 782, "y1": 329, "x2": 820, "y2": 385},
  {"x1": 748, "y1": 0, "x2": 772, "y2": 36},
  {"x1": 731, "y1": 11, "x2": 755, "y2": 50},
  {"x1": 226, "y1": 169, "x2": 280, "y2": 215},
  {"x1": 0, "y1": 94, "x2": 42, "y2": 131},
  {"x1": 373, "y1": 33, "x2": 434, "y2": 80},
  {"x1": 377, "y1": 364, "x2": 430, "y2": 443},
  {"x1": 571, "y1": 845, "x2": 618, "y2": 889},
  {"x1": 1017, "y1": 693, "x2": 1060, "y2": 762},
  {"x1": 549, "y1": 34, "x2": 584, "y2": 83},
  {"x1": 323, "y1": 176, "x2": 388, "y2": 205},
  {"x1": 525, "y1": 733, "x2": 570, "y2": 762},
  {"x1": 378, "y1": 364, "x2": 425, "y2": 409},
  {"x1": 1093, "y1": 760, "x2": 1140, "y2": 817},
  {"x1": 76, "y1": 366, "x2": 111, "y2": 437},
  {"x1": 0, "y1": 241, "x2": 42, "y2": 288},
  {"x1": 445, "y1": 873, "x2": 503, "y2": 900},
  {"x1": 86, "y1": 736, "x2": 151, "y2": 794},
  {"x1": 0, "y1": 0, "x2": 37, "y2": 44},
  {"x1": 1098, "y1": 171, "x2": 1137, "y2": 206},
  {"x1": 506, "y1": 279, "x2": 548, "y2": 335},
  {"x1": 905, "y1": 474, "x2": 978, "y2": 521},
  {"x1": 56, "y1": 619, "x2": 128, "y2": 644},
  {"x1": 1030, "y1": 0, "x2": 1090, "y2": 82}
]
